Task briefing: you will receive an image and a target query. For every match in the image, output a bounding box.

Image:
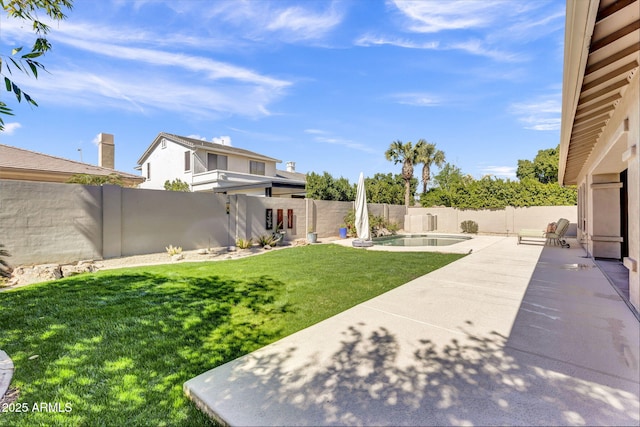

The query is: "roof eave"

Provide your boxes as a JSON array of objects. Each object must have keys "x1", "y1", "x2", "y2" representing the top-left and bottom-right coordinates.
[{"x1": 559, "y1": 0, "x2": 600, "y2": 186}]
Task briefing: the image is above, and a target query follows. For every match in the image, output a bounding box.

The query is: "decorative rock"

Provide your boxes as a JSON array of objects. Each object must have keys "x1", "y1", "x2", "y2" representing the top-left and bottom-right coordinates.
[
  {"x1": 61, "y1": 262, "x2": 99, "y2": 277},
  {"x1": 171, "y1": 254, "x2": 184, "y2": 262},
  {"x1": 197, "y1": 249, "x2": 209, "y2": 255},
  {"x1": 8, "y1": 264, "x2": 62, "y2": 286}
]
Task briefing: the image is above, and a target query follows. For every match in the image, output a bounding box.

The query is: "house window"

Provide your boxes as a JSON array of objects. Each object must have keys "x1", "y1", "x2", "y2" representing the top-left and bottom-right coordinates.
[
  {"x1": 207, "y1": 153, "x2": 228, "y2": 171},
  {"x1": 161, "y1": 139, "x2": 167, "y2": 149},
  {"x1": 147, "y1": 162, "x2": 151, "y2": 179},
  {"x1": 184, "y1": 151, "x2": 191, "y2": 171},
  {"x1": 250, "y1": 161, "x2": 265, "y2": 176}
]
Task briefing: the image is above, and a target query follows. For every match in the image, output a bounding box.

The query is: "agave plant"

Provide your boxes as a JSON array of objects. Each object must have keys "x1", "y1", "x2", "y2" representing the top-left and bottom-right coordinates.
[{"x1": 0, "y1": 244, "x2": 11, "y2": 278}]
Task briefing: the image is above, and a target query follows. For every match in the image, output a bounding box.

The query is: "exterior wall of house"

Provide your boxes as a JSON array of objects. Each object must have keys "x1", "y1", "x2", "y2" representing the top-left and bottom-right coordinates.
[
  {"x1": 407, "y1": 206, "x2": 578, "y2": 235},
  {"x1": 574, "y1": 73, "x2": 639, "y2": 311},
  {"x1": 139, "y1": 139, "x2": 194, "y2": 190},
  {"x1": 139, "y1": 139, "x2": 280, "y2": 192}
]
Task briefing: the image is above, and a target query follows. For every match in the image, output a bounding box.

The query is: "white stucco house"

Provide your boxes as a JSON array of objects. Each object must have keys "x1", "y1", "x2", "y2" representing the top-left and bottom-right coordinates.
[
  {"x1": 136, "y1": 132, "x2": 306, "y2": 197},
  {"x1": 559, "y1": 0, "x2": 639, "y2": 312}
]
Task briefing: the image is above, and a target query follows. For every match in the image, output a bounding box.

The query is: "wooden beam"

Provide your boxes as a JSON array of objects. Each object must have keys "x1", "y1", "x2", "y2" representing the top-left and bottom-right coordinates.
[
  {"x1": 569, "y1": 138, "x2": 598, "y2": 152},
  {"x1": 582, "y1": 60, "x2": 639, "y2": 91},
  {"x1": 596, "y1": 0, "x2": 638, "y2": 22},
  {"x1": 586, "y1": 42, "x2": 640, "y2": 75},
  {"x1": 575, "y1": 104, "x2": 614, "y2": 121},
  {"x1": 571, "y1": 130, "x2": 601, "y2": 142},
  {"x1": 579, "y1": 79, "x2": 628, "y2": 104},
  {"x1": 591, "y1": 20, "x2": 640, "y2": 53},
  {"x1": 576, "y1": 93, "x2": 621, "y2": 113},
  {"x1": 573, "y1": 118, "x2": 607, "y2": 133},
  {"x1": 572, "y1": 122, "x2": 605, "y2": 136}
]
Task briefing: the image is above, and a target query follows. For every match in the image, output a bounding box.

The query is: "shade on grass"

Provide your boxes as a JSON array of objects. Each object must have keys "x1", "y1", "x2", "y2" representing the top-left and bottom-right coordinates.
[{"x1": 0, "y1": 245, "x2": 464, "y2": 426}]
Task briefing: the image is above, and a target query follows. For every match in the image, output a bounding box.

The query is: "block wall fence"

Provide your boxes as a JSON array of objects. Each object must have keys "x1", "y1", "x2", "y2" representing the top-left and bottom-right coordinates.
[{"x1": 1, "y1": 179, "x2": 576, "y2": 266}]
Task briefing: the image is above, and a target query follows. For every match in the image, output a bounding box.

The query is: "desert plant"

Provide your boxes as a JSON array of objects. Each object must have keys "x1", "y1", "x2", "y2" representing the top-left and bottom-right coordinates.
[
  {"x1": 257, "y1": 235, "x2": 277, "y2": 247},
  {"x1": 236, "y1": 238, "x2": 253, "y2": 249},
  {"x1": 165, "y1": 245, "x2": 183, "y2": 256},
  {"x1": 460, "y1": 220, "x2": 479, "y2": 234},
  {"x1": 0, "y1": 244, "x2": 11, "y2": 279},
  {"x1": 343, "y1": 210, "x2": 399, "y2": 238}
]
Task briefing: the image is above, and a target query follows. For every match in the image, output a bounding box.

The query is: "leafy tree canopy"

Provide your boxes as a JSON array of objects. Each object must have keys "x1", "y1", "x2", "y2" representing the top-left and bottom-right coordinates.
[
  {"x1": 365, "y1": 173, "x2": 416, "y2": 205},
  {"x1": 421, "y1": 159, "x2": 576, "y2": 209},
  {"x1": 67, "y1": 173, "x2": 126, "y2": 187},
  {"x1": 516, "y1": 145, "x2": 559, "y2": 184},
  {"x1": 164, "y1": 178, "x2": 190, "y2": 192},
  {"x1": 306, "y1": 171, "x2": 355, "y2": 201},
  {"x1": 1, "y1": 0, "x2": 73, "y2": 131}
]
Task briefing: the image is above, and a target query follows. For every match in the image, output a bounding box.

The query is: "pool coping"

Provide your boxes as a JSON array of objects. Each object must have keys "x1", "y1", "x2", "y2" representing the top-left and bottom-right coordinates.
[{"x1": 331, "y1": 233, "x2": 505, "y2": 254}]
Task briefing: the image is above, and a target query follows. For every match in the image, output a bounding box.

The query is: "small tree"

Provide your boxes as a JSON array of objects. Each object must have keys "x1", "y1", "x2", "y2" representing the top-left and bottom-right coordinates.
[
  {"x1": 1, "y1": 0, "x2": 74, "y2": 131},
  {"x1": 67, "y1": 173, "x2": 125, "y2": 186},
  {"x1": 164, "y1": 179, "x2": 190, "y2": 192}
]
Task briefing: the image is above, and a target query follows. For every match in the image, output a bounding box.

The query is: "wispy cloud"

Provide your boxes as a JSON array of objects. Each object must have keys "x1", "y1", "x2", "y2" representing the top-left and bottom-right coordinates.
[
  {"x1": 266, "y1": 4, "x2": 344, "y2": 41},
  {"x1": 17, "y1": 68, "x2": 283, "y2": 119},
  {"x1": 448, "y1": 39, "x2": 526, "y2": 62},
  {"x1": 2, "y1": 122, "x2": 22, "y2": 135},
  {"x1": 390, "y1": 92, "x2": 441, "y2": 107},
  {"x1": 205, "y1": 0, "x2": 344, "y2": 43},
  {"x1": 509, "y1": 94, "x2": 561, "y2": 131},
  {"x1": 305, "y1": 129, "x2": 376, "y2": 153},
  {"x1": 2, "y1": 14, "x2": 291, "y2": 119},
  {"x1": 479, "y1": 165, "x2": 516, "y2": 179},
  {"x1": 355, "y1": 34, "x2": 439, "y2": 49},
  {"x1": 390, "y1": 0, "x2": 511, "y2": 33},
  {"x1": 370, "y1": 0, "x2": 561, "y2": 63}
]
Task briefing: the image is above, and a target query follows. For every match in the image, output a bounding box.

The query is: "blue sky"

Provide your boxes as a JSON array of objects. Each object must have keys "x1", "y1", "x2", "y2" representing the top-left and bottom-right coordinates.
[{"x1": 1, "y1": 0, "x2": 566, "y2": 184}]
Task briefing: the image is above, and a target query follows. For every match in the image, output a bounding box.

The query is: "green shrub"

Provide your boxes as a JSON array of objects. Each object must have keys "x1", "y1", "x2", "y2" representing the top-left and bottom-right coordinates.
[
  {"x1": 343, "y1": 210, "x2": 399, "y2": 237},
  {"x1": 460, "y1": 220, "x2": 478, "y2": 234}
]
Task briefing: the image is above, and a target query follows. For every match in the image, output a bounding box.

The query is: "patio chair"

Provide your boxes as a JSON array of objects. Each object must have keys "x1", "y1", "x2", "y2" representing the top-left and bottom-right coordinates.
[{"x1": 546, "y1": 218, "x2": 570, "y2": 248}]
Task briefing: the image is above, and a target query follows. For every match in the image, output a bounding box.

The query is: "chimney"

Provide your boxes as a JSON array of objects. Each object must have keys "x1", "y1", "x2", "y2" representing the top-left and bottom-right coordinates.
[
  {"x1": 98, "y1": 133, "x2": 115, "y2": 169},
  {"x1": 286, "y1": 161, "x2": 296, "y2": 172}
]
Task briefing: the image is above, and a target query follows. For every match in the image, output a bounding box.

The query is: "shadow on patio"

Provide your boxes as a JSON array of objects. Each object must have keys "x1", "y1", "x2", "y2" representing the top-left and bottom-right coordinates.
[{"x1": 185, "y1": 239, "x2": 640, "y2": 426}]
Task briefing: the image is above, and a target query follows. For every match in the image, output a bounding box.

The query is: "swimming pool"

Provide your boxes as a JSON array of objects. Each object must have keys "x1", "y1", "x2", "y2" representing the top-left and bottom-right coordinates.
[{"x1": 372, "y1": 234, "x2": 472, "y2": 247}]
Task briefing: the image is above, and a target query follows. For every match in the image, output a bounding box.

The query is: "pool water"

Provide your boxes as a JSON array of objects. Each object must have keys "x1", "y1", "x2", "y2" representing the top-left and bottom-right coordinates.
[{"x1": 373, "y1": 234, "x2": 471, "y2": 247}]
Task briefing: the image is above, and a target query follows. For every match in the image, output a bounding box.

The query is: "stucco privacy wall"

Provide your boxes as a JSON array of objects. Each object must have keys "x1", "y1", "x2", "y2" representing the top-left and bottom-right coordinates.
[
  {"x1": 2, "y1": 179, "x2": 576, "y2": 266},
  {"x1": 117, "y1": 187, "x2": 228, "y2": 257},
  {"x1": 406, "y1": 206, "x2": 577, "y2": 235},
  {"x1": 0, "y1": 180, "x2": 103, "y2": 265}
]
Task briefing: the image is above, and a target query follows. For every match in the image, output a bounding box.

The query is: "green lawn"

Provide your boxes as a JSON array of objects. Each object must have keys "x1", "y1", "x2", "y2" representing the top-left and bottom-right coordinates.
[{"x1": 0, "y1": 245, "x2": 464, "y2": 426}]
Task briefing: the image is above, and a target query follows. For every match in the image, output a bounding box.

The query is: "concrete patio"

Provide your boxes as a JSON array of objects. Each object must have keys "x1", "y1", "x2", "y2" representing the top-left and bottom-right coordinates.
[{"x1": 184, "y1": 236, "x2": 640, "y2": 426}]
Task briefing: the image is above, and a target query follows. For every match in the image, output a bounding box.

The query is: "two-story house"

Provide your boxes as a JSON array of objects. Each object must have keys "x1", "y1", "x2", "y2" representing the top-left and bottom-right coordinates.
[{"x1": 136, "y1": 132, "x2": 306, "y2": 197}]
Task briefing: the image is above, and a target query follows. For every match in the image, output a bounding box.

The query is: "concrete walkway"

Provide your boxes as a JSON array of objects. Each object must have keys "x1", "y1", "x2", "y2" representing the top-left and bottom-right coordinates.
[
  {"x1": 0, "y1": 350, "x2": 13, "y2": 402},
  {"x1": 184, "y1": 236, "x2": 640, "y2": 426}
]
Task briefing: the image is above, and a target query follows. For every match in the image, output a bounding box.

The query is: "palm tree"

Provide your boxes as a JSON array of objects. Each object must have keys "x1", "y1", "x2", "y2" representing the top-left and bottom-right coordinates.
[
  {"x1": 416, "y1": 140, "x2": 445, "y2": 194},
  {"x1": 385, "y1": 140, "x2": 424, "y2": 207}
]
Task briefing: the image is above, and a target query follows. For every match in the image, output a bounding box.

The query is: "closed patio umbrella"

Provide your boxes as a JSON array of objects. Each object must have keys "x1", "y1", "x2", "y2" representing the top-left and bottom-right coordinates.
[{"x1": 353, "y1": 172, "x2": 373, "y2": 247}]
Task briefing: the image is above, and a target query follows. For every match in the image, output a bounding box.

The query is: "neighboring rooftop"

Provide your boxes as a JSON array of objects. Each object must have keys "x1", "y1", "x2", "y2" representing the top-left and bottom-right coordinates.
[
  {"x1": 137, "y1": 132, "x2": 282, "y2": 166},
  {"x1": 0, "y1": 143, "x2": 143, "y2": 186}
]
